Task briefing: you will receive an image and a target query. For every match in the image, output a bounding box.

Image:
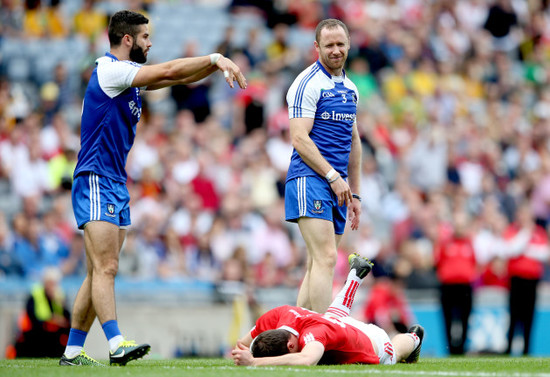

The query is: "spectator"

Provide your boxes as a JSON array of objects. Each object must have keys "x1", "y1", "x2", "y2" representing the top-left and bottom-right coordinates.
[
  {"x1": 0, "y1": 0, "x2": 24, "y2": 38},
  {"x1": 72, "y1": 0, "x2": 107, "y2": 41},
  {"x1": 11, "y1": 214, "x2": 43, "y2": 279},
  {"x1": 0, "y1": 211, "x2": 18, "y2": 276},
  {"x1": 363, "y1": 274, "x2": 414, "y2": 336},
  {"x1": 434, "y1": 211, "x2": 477, "y2": 355},
  {"x1": 502, "y1": 203, "x2": 550, "y2": 355},
  {"x1": 12, "y1": 267, "x2": 70, "y2": 357}
]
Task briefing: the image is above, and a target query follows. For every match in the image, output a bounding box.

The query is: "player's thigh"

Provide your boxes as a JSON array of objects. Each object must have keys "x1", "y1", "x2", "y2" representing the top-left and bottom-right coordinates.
[
  {"x1": 297, "y1": 217, "x2": 337, "y2": 261},
  {"x1": 83, "y1": 221, "x2": 122, "y2": 268}
]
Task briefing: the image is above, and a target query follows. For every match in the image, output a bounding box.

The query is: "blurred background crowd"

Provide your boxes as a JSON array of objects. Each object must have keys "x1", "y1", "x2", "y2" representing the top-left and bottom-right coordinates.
[{"x1": 1, "y1": 0, "x2": 550, "y2": 355}]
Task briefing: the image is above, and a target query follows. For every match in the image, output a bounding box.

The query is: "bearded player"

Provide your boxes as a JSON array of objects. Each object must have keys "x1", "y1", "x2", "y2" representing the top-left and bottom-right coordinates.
[{"x1": 60, "y1": 10, "x2": 246, "y2": 366}]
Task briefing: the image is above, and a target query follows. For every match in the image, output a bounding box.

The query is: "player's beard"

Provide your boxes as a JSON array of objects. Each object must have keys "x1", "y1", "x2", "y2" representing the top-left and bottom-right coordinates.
[{"x1": 130, "y1": 42, "x2": 147, "y2": 64}]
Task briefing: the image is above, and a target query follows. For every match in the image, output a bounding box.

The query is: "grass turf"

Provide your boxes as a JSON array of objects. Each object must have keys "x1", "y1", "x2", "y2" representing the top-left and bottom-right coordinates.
[{"x1": 1, "y1": 357, "x2": 550, "y2": 377}]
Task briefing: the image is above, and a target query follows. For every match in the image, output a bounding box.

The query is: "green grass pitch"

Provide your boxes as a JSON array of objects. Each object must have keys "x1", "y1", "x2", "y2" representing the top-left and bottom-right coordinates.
[{"x1": 1, "y1": 357, "x2": 550, "y2": 377}]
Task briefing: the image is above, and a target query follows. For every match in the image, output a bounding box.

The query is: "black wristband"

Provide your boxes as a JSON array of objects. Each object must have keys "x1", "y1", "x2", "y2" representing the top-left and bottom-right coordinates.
[{"x1": 352, "y1": 193, "x2": 361, "y2": 202}]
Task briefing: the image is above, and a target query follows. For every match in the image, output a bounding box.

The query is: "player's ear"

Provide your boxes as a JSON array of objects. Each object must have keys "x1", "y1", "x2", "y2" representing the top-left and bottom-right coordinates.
[
  {"x1": 287, "y1": 339, "x2": 294, "y2": 352},
  {"x1": 123, "y1": 34, "x2": 133, "y2": 47}
]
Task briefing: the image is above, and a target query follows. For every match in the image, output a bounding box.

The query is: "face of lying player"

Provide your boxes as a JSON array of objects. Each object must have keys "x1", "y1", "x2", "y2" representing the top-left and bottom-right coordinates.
[
  {"x1": 287, "y1": 334, "x2": 299, "y2": 353},
  {"x1": 129, "y1": 24, "x2": 152, "y2": 64},
  {"x1": 314, "y1": 25, "x2": 350, "y2": 76}
]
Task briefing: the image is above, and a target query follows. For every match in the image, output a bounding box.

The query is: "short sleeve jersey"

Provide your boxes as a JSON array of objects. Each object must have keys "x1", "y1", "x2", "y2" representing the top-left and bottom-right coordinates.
[
  {"x1": 73, "y1": 52, "x2": 142, "y2": 183},
  {"x1": 251, "y1": 305, "x2": 379, "y2": 365},
  {"x1": 285, "y1": 61, "x2": 359, "y2": 182}
]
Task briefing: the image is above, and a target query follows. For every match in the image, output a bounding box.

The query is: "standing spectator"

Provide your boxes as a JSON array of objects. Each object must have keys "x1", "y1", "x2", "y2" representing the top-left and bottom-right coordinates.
[
  {"x1": 434, "y1": 211, "x2": 477, "y2": 355},
  {"x1": 284, "y1": 19, "x2": 362, "y2": 313},
  {"x1": 502, "y1": 203, "x2": 550, "y2": 355}
]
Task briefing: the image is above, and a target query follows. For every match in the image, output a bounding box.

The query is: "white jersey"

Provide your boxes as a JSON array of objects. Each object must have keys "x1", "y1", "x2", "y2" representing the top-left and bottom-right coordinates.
[{"x1": 286, "y1": 60, "x2": 359, "y2": 181}]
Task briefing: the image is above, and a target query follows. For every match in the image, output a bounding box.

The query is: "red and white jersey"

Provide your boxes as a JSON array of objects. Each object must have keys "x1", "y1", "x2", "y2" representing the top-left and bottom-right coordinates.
[
  {"x1": 250, "y1": 305, "x2": 379, "y2": 365},
  {"x1": 503, "y1": 224, "x2": 550, "y2": 279},
  {"x1": 434, "y1": 236, "x2": 477, "y2": 284}
]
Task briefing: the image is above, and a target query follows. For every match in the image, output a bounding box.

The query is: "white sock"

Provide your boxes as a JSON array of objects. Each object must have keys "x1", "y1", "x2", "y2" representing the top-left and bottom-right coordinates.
[
  {"x1": 64, "y1": 345, "x2": 83, "y2": 358},
  {"x1": 109, "y1": 335, "x2": 125, "y2": 352},
  {"x1": 406, "y1": 332, "x2": 420, "y2": 348},
  {"x1": 326, "y1": 269, "x2": 363, "y2": 318}
]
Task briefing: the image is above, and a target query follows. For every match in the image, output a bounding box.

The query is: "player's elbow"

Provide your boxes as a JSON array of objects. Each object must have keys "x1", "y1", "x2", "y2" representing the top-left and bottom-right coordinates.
[{"x1": 290, "y1": 133, "x2": 307, "y2": 151}]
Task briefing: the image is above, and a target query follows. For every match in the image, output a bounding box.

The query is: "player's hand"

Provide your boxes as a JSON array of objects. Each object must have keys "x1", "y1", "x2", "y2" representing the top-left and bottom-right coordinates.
[
  {"x1": 216, "y1": 56, "x2": 247, "y2": 89},
  {"x1": 348, "y1": 197, "x2": 361, "y2": 231},
  {"x1": 330, "y1": 175, "x2": 352, "y2": 207},
  {"x1": 231, "y1": 341, "x2": 254, "y2": 366}
]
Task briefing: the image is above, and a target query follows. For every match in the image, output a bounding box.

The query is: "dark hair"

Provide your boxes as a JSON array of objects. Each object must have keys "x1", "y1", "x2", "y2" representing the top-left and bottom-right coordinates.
[
  {"x1": 108, "y1": 10, "x2": 149, "y2": 47},
  {"x1": 315, "y1": 19, "x2": 350, "y2": 44},
  {"x1": 251, "y1": 330, "x2": 291, "y2": 358}
]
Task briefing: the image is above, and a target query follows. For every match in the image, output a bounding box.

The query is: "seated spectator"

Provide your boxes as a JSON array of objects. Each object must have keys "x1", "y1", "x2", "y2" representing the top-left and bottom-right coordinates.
[
  {"x1": 23, "y1": 0, "x2": 67, "y2": 38},
  {"x1": 0, "y1": 211, "x2": 19, "y2": 277},
  {"x1": 72, "y1": 0, "x2": 107, "y2": 41},
  {"x1": 11, "y1": 267, "x2": 70, "y2": 357}
]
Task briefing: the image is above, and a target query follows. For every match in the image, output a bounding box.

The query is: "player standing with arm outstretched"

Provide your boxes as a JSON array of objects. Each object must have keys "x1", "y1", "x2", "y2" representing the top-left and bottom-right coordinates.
[
  {"x1": 284, "y1": 19, "x2": 362, "y2": 313},
  {"x1": 59, "y1": 10, "x2": 246, "y2": 367}
]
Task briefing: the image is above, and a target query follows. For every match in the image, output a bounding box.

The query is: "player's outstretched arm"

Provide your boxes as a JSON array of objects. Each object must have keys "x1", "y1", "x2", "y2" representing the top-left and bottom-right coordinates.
[
  {"x1": 133, "y1": 54, "x2": 247, "y2": 90},
  {"x1": 146, "y1": 65, "x2": 219, "y2": 90},
  {"x1": 232, "y1": 341, "x2": 325, "y2": 366}
]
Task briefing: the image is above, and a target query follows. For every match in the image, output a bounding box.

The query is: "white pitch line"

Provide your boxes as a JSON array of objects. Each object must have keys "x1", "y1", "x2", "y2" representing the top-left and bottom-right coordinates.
[{"x1": 205, "y1": 365, "x2": 550, "y2": 377}]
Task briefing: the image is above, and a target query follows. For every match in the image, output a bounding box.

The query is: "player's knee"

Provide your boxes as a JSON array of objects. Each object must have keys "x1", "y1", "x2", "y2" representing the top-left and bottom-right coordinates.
[
  {"x1": 313, "y1": 250, "x2": 337, "y2": 269},
  {"x1": 95, "y1": 259, "x2": 119, "y2": 277}
]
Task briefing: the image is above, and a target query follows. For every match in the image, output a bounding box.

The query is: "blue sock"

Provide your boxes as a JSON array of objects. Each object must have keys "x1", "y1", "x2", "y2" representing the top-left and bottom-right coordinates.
[
  {"x1": 67, "y1": 328, "x2": 87, "y2": 347},
  {"x1": 102, "y1": 320, "x2": 122, "y2": 340}
]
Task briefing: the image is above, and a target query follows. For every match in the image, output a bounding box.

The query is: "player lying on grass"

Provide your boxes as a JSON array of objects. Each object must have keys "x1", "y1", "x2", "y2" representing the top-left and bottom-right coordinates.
[{"x1": 231, "y1": 254, "x2": 424, "y2": 366}]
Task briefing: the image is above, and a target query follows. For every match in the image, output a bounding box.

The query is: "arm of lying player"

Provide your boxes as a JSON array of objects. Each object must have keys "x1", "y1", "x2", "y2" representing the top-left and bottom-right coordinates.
[
  {"x1": 232, "y1": 341, "x2": 325, "y2": 366},
  {"x1": 290, "y1": 117, "x2": 352, "y2": 207},
  {"x1": 135, "y1": 54, "x2": 247, "y2": 90},
  {"x1": 235, "y1": 333, "x2": 254, "y2": 349}
]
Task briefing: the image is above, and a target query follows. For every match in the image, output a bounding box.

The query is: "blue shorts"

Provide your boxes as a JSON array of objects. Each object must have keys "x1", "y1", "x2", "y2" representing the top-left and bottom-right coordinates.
[
  {"x1": 72, "y1": 172, "x2": 131, "y2": 230},
  {"x1": 285, "y1": 175, "x2": 347, "y2": 234}
]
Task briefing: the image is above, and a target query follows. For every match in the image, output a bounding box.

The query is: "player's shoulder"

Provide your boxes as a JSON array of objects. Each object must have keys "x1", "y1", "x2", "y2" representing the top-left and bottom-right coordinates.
[
  {"x1": 96, "y1": 56, "x2": 141, "y2": 67},
  {"x1": 290, "y1": 63, "x2": 325, "y2": 87}
]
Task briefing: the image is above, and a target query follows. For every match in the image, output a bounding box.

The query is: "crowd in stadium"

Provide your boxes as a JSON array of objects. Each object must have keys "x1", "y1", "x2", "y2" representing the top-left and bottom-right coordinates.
[{"x1": 1, "y1": 0, "x2": 549, "y2": 316}]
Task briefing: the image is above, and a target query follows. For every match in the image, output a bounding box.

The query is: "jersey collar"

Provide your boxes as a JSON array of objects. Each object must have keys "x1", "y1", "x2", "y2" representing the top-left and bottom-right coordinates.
[
  {"x1": 105, "y1": 52, "x2": 119, "y2": 61},
  {"x1": 316, "y1": 60, "x2": 346, "y2": 80},
  {"x1": 278, "y1": 325, "x2": 299, "y2": 336}
]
